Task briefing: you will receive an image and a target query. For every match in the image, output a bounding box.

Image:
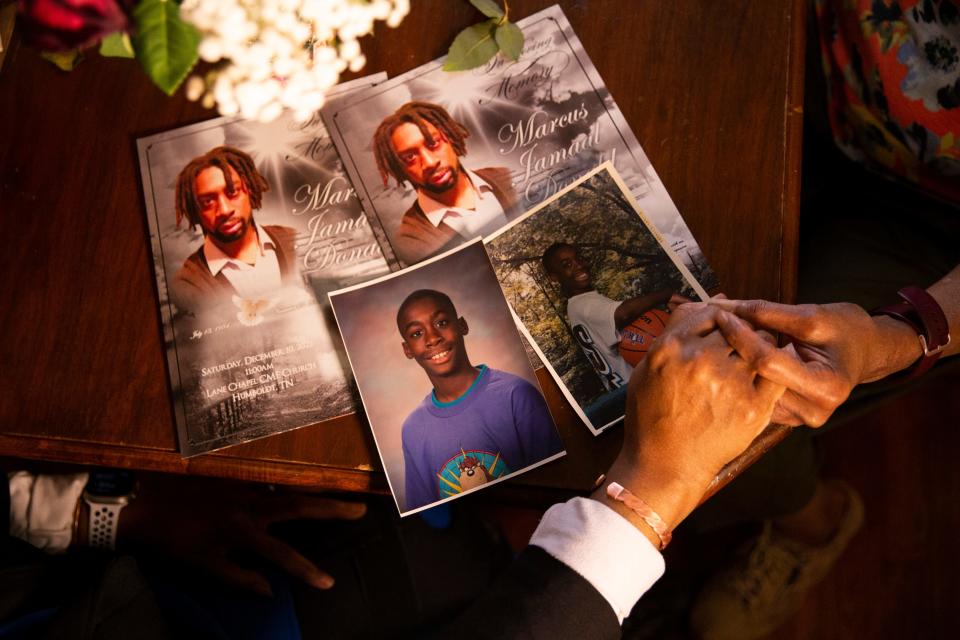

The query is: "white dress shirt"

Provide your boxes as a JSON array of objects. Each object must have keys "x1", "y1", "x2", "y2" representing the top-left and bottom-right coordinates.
[
  {"x1": 202, "y1": 223, "x2": 283, "y2": 299},
  {"x1": 418, "y1": 169, "x2": 509, "y2": 239},
  {"x1": 530, "y1": 497, "x2": 665, "y2": 623}
]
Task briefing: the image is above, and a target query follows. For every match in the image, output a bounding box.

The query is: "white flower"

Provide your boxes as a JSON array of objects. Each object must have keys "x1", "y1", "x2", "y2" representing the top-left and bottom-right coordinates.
[
  {"x1": 181, "y1": 0, "x2": 410, "y2": 122},
  {"x1": 897, "y1": 7, "x2": 960, "y2": 112}
]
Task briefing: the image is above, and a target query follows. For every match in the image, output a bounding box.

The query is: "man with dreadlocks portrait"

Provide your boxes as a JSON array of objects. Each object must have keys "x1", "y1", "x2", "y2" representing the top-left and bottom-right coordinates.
[
  {"x1": 373, "y1": 101, "x2": 519, "y2": 265},
  {"x1": 170, "y1": 146, "x2": 300, "y2": 314}
]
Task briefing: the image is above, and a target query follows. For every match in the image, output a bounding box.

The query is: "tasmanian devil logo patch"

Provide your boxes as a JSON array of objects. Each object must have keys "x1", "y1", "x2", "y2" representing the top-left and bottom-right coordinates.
[{"x1": 436, "y1": 449, "x2": 511, "y2": 498}]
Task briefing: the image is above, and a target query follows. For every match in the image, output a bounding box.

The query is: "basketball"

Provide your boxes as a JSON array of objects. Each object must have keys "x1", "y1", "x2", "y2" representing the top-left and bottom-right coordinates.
[{"x1": 618, "y1": 308, "x2": 671, "y2": 366}]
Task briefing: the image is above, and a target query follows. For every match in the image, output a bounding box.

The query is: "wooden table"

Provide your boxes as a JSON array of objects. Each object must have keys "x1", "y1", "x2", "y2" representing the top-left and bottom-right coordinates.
[{"x1": 0, "y1": 0, "x2": 805, "y2": 496}]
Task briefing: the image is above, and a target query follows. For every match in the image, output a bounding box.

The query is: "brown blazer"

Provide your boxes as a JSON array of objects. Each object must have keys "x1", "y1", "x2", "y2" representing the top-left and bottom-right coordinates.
[
  {"x1": 393, "y1": 166, "x2": 518, "y2": 265},
  {"x1": 169, "y1": 225, "x2": 299, "y2": 314}
]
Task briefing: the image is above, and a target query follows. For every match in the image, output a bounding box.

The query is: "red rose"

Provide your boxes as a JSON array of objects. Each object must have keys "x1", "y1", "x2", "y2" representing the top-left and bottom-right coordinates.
[{"x1": 16, "y1": 0, "x2": 134, "y2": 51}]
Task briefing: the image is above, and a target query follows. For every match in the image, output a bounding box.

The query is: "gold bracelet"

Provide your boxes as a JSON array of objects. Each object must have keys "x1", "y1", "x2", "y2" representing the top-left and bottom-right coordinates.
[{"x1": 606, "y1": 481, "x2": 672, "y2": 550}]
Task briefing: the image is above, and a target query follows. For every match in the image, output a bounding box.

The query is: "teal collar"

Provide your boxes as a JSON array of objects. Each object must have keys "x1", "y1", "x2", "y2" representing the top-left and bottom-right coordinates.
[{"x1": 431, "y1": 365, "x2": 488, "y2": 408}]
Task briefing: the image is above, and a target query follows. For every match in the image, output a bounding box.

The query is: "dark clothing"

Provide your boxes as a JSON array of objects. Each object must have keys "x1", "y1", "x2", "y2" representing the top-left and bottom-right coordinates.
[
  {"x1": 0, "y1": 494, "x2": 616, "y2": 639},
  {"x1": 393, "y1": 166, "x2": 518, "y2": 265},
  {"x1": 444, "y1": 546, "x2": 620, "y2": 640},
  {"x1": 169, "y1": 225, "x2": 300, "y2": 314}
]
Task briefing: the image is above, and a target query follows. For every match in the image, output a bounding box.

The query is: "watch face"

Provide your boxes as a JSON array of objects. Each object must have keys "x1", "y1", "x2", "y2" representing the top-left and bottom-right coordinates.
[{"x1": 87, "y1": 470, "x2": 135, "y2": 497}]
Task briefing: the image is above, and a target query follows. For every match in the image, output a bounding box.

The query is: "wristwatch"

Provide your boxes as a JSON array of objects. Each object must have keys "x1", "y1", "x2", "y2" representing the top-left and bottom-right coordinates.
[
  {"x1": 82, "y1": 470, "x2": 137, "y2": 550},
  {"x1": 871, "y1": 285, "x2": 951, "y2": 380}
]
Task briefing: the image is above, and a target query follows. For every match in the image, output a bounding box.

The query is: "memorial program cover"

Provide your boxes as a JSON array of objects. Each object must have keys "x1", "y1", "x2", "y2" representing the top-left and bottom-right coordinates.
[
  {"x1": 323, "y1": 4, "x2": 715, "y2": 290},
  {"x1": 485, "y1": 163, "x2": 709, "y2": 434},
  {"x1": 138, "y1": 74, "x2": 390, "y2": 457}
]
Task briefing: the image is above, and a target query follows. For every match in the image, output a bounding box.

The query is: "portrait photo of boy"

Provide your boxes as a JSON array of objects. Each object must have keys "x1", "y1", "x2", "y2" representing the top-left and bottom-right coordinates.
[
  {"x1": 396, "y1": 288, "x2": 561, "y2": 510},
  {"x1": 329, "y1": 240, "x2": 565, "y2": 514}
]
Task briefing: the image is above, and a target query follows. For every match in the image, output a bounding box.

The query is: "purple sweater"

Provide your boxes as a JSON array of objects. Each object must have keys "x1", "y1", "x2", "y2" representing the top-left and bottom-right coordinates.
[{"x1": 401, "y1": 366, "x2": 563, "y2": 511}]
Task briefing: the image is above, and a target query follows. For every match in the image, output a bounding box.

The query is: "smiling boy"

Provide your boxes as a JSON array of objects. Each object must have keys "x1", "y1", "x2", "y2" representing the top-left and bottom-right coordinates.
[{"x1": 396, "y1": 289, "x2": 562, "y2": 511}]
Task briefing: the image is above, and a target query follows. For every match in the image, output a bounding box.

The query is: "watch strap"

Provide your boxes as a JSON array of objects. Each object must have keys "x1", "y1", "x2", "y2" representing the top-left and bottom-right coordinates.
[
  {"x1": 84, "y1": 498, "x2": 125, "y2": 550},
  {"x1": 871, "y1": 285, "x2": 951, "y2": 380}
]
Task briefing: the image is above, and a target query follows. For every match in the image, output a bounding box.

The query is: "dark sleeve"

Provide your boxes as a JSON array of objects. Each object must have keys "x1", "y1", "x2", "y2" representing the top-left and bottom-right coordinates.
[
  {"x1": 2, "y1": 472, "x2": 8, "y2": 534},
  {"x1": 439, "y1": 546, "x2": 620, "y2": 640}
]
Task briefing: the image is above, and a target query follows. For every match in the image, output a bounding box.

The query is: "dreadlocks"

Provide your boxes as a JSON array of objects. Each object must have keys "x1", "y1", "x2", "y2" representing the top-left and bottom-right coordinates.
[
  {"x1": 174, "y1": 146, "x2": 269, "y2": 229},
  {"x1": 373, "y1": 101, "x2": 470, "y2": 187}
]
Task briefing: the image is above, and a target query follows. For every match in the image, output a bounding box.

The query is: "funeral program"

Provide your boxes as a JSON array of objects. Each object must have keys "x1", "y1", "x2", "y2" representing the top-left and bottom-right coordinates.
[
  {"x1": 137, "y1": 74, "x2": 390, "y2": 456},
  {"x1": 323, "y1": 4, "x2": 716, "y2": 291}
]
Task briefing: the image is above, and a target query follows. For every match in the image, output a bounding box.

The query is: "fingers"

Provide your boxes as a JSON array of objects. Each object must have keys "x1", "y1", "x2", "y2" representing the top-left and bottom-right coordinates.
[
  {"x1": 716, "y1": 312, "x2": 846, "y2": 427},
  {"x1": 751, "y1": 374, "x2": 785, "y2": 418},
  {"x1": 714, "y1": 311, "x2": 822, "y2": 392},
  {"x1": 709, "y1": 298, "x2": 822, "y2": 342},
  {"x1": 770, "y1": 401, "x2": 804, "y2": 427},
  {"x1": 203, "y1": 555, "x2": 274, "y2": 598},
  {"x1": 671, "y1": 304, "x2": 725, "y2": 338},
  {"x1": 249, "y1": 530, "x2": 335, "y2": 590},
  {"x1": 771, "y1": 388, "x2": 837, "y2": 428},
  {"x1": 665, "y1": 300, "x2": 706, "y2": 325}
]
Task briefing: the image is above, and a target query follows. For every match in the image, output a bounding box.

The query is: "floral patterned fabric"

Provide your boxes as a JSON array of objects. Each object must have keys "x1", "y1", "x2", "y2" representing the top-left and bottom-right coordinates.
[{"x1": 815, "y1": 0, "x2": 960, "y2": 204}]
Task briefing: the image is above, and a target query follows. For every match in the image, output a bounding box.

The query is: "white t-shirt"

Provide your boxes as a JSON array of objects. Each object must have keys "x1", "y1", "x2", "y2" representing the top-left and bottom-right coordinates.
[
  {"x1": 531, "y1": 497, "x2": 664, "y2": 623},
  {"x1": 567, "y1": 290, "x2": 633, "y2": 391}
]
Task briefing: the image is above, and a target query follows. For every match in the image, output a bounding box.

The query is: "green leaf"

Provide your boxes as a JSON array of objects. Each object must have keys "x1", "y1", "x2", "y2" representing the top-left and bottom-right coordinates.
[
  {"x1": 469, "y1": 0, "x2": 505, "y2": 19},
  {"x1": 444, "y1": 19, "x2": 499, "y2": 71},
  {"x1": 132, "y1": 0, "x2": 200, "y2": 95},
  {"x1": 495, "y1": 21, "x2": 523, "y2": 61},
  {"x1": 99, "y1": 31, "x2": 135, "y2": 59},
  {"x1": 40, "y1": 50, "x2": 82, "y2": 71}
]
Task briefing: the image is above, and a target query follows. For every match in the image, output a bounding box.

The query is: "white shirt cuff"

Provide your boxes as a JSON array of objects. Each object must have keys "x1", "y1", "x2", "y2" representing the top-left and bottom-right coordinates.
[
  {"x1": 529, "y1": 496, "x2": 665, "y2": 623},
  {"x1": 8, "y1": 471, "x2": 89, "y2": 553}
]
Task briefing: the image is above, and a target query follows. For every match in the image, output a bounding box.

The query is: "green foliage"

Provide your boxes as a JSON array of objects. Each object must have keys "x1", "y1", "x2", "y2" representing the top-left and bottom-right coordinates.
[
  {"x1": 469, "y1": 0, "x2": 505, "y2": 19},
  {"x1": 495, "y1": 21, "x2": 523, "y2": 61},
  {"x1": 444, "y1": 0, "x2": 525, "y2": 71},
  {"x1": 40, "y1": 49, "x2": 82, "y2": 71},
  {"x1": 443, "y1": 20, "x2": 500, "y2": 71},
  {"x1": 132, "y1": 0, "x2": 201, "y2": 95},
  {"x1": 99, "y1": 32, "x2": 135, "y2": 59}
]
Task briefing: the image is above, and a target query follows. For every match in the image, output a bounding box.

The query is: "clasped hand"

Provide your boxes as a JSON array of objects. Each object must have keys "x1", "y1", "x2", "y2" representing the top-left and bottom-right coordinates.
[
  {"x1": 708, "y1": 298, "x2": 920, "y2": 427},
  {"x1": 608, "y1": 304, "x2": 785, "y2": 528}
]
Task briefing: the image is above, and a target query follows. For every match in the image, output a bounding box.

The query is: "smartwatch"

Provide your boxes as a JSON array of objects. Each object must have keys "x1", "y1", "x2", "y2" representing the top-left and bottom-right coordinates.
[{"x1": 83, "y1": 470, "x2": 137, "y2": 550}]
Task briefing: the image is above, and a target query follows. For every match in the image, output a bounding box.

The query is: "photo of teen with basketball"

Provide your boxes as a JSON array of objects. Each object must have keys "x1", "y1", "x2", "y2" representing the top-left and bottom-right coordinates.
[{"x1": 484, "y1": 164, "x2": 709, "y2": 434}]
